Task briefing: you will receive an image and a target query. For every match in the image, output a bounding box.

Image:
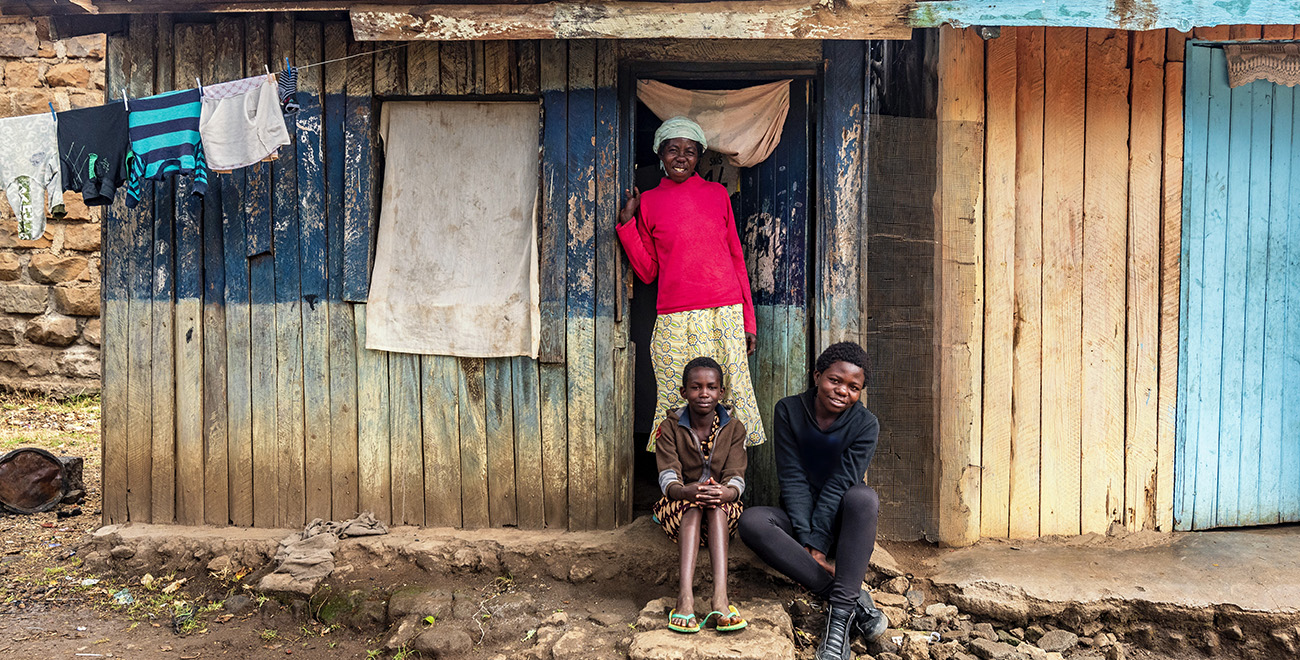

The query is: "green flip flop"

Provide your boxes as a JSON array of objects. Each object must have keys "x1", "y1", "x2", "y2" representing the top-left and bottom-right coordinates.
[
  {"x1": 707, "y1": 605, "x2": 748, "y2": 632},
  {"x1": 667, "y1": 609, "x2": 700, "y2": 634}
]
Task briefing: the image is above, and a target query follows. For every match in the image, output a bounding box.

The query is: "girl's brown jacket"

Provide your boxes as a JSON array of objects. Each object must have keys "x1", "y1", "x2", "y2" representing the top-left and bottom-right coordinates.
[{"x1": 654, "y1": 404, "x2": 749, "y2": 497}]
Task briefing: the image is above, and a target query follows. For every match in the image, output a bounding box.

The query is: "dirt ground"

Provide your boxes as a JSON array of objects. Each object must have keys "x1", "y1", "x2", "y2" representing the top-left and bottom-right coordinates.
[{"x1": 0, "y1": 393, "x2": 1235, "y2": 660}]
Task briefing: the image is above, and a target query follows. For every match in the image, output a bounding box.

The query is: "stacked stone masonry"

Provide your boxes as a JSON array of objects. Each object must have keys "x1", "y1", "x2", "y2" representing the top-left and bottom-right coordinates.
[{"x1": 0, "y1": 18, "x2": 104, "y2": 395}]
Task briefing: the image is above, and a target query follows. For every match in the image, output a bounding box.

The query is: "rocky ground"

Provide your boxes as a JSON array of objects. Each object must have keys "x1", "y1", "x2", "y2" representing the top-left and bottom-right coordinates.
[{"x1": 0, "y1": 393, "x2": 1290, "y2": 659}]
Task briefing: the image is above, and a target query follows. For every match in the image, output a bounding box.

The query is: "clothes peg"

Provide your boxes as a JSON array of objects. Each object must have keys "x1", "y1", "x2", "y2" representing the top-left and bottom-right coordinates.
[
  {"x1": 48, "y1": 102, "x2": 56, "y2": 122},
  {"x1": 285, "y1": 56, "x2": 291, "y2": 73},
  {"x1": 122, "y1": 88, "x2": 129, "y2": 111},
  {"x1": 196, "y1": 77, "x2": 202, "y2": 94}
]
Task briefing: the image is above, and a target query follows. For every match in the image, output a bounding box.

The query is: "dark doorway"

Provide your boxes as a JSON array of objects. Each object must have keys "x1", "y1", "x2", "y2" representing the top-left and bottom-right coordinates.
[{"x1": 623, "y1": 72, "x2": 816, "y2": 515}]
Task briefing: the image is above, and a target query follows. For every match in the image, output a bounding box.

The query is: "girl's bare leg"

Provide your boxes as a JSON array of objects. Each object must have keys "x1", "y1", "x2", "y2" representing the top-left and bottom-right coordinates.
[
  {"x1": 706, "y1": 507, "x2": 731, "y2": 617},
  {"x1": 676, "y1": 508, "x2": 703, "y2": 616}
]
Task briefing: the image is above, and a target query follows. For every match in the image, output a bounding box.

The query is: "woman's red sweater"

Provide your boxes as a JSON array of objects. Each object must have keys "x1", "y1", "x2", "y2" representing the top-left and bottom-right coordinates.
[{"x1": 616, "y1": 174, "x2": 756, "y2": 334}]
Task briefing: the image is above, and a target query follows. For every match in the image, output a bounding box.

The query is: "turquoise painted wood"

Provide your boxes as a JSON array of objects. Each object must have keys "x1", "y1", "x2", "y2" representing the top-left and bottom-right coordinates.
[
  {"x1": 910, "y1": 0, "x2": 1300, "y2": 31},
  {"x1": 1177, "y1": 44, "x2": 1300, "y2": 530}
]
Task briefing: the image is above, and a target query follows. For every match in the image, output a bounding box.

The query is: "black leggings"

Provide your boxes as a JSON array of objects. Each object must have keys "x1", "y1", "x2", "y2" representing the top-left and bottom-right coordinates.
[{"x1": 737, "y1": 483, "x2": 880, "y2": 608}]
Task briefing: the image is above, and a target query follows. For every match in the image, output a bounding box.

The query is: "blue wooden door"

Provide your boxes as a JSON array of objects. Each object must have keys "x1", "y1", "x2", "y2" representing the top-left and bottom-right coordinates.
[{"x1": 1177, "y1": 43, "x2": 1300, "y2": 530}]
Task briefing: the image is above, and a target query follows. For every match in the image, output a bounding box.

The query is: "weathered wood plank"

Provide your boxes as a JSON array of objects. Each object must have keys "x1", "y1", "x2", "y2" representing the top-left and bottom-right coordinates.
[
  {"x1": 1009, "y1": 25, "x2": 1044, "y2": 539},
  {"x1": 471, "y1": 41, "x2": 487, "y2": 93},
  {"x1": 485, "y1": 358, "x2": 517, "y2": 526},
  {"x1": 389, "y1": 353, "x2": 423, "y2": 525},
  {"x1": 325, "y1": 21, "x2": 359, "y2": 519},
  {"x1": 1191, "y1": 45, "x2": 1231, "y2": 529},
  {"x1": 618, "y1": 39, "x2": 822, "y2": 63},
  {"x1": 350, "y1": 2, "x2": 913, "y2": 41},
  {"x1": 272, "y1": 13, "x2": 306, "y2": 528},
  {"x1": 354, "y1": 306, "x2": 391, "y2": 523},
  {"x1": 566, "y1": 40, "x2": 598, "y2": 531},
  {"x1": 245, "y1": 13, "x2": 278, "y2": 528},
  {"x1": 1258, "y1": 79, "x2": 1291, "y2": 526},
  {"x1": 1215, "y1": 66, "x2": 1252, "y2": 527},
  {"x1": 981, "y1": 27, "x2": 1015, "y2": 539},
  {"x1": 936, "y1": 26, "x2": 984, "y2": 547},
  {"x1": 1126, "y1": 29, "x2": 1164, "y2": 531},
  {"x1": 459, "y1": 357, "x2": 490, "y2": 528},
  {"x1": 1039, "y1": 26, "x2": 1085, "y2": 537},
  {"x1": 516, "y1": 40, "x2": 539, "y2": 95},
  {"x1": 512, "y1": 357, "x2": 544, "y2": 528},
  {"x1": 198, "y1": 24, "x2": 229, "y2": 526},
  {"x1": 539, "y1": 40, "x2": 567, "y2": 363},
  {"x1": 296, "y1": 21, "x2": 332, "y2": 522},
  {"x1": 539, "y1": 363, "x2": 567, "y2": 528},
  {"x1": 173, "y1": 21, "x2": 212, "y2": 527},
  {"x1": 1229, "y1": 24, "x2": 1263, "y2": 40},
  {"x1": 101, "y1": 32, "x2": 130, "y2": 525},
  {"x1": 155, "y1": 16, "x2": 180, "y2": 524},
  {"x1": 1281, "y1": 86, "x2": 1300, "y2": 523},
  {"x1": 422, "y1": 355, "x2": 461, "y2": 527},
  {"x1": 374, "y1": 40, "x2": 406, "y2": 95},
  {"x1": 593, "y1": 38, "x2": 619, "y2": 529},
  {"x1": 1175, "y1": 44, "x2": 1213, "y2": 529},
  {"x1": 406, "y1": 41, "x2": 440, "y2": 95},
  {"x1": 1156, "y1": 58, "x2": 1183, "y2": 532},
  {"x1": 484, "y1": 40, "x2": 511, "y2": 94},
  {"x1": 1235, "y1": 75, "x2": 1273, "y2": 526},
  {"x1": 1080, "y1": 28, "x2": 1128, "y2": 535},
  {"x1": 343, "y1": 40, "x2": 375, "y2": 303},
  {"x1": 124, "y1": 14, "x2": 157, "y2": 522},
  {"x1": 909, "y1": 1, "x2": 1300, "y2": 31},
  {"x1": 817, "y1": 40, "x2": 865, "y2": 350},
  {"x1": 440, "y1": 41, "x2": 469, "y2": 95}
]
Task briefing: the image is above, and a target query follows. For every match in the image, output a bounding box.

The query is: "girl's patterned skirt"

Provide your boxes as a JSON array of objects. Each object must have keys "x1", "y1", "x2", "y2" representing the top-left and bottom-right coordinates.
[
  {"x1": 647, "y1": 303, "x2": 767, "y2": 451},
  {"x1": 652, "y1": 497, "x2": 745, "y2": 546}
]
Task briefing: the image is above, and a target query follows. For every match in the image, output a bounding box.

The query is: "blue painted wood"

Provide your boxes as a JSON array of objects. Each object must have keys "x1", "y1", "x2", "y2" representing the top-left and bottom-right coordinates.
[
  {"x1": 909, "y1": 0, "x2": 1300, "y2": 31},
  {"x1": 1176, "y1": 41, "x2": 1209, "y2": 531},
  {"x1": 1216, "y1": 66, "x2": 1252, "y2": 529},
  {"x1": 1259, "y1": 82, "x2": 1291, "y2": 526},
  {"x1": 817, "y1": 41, "x2": 865, "y2": 349},
  {"x1": 1284, "y1": 84, "x2": 1300, "y2": 523},
  {"x1": 1238, "y1": 80, "x2": 1273, "y2": 526},
  {"x1": 593, "y1": 39, "x2": 619, "y2": 529},
  {"x1": 297, "y1": 92, "x2": 327, "y2": 302},
  {"x1": 539, "y1": 41, "x2": 568, "y2": 363},
  {"x1": 566, "y1": 40, "x2": 598, "y2": 531},
  {"x1": 1192, "y1": 46, "x2": 1231, "y2": 531},
  {"x1": 221, "y1": 168, "x2": 254, "y2": 527},
  {"x1": 1179, "y1": 46, "x2": 1300, "y2": 530},
  {"x1": 342, "y1": 41, "x2": 375, "y2": 303}
]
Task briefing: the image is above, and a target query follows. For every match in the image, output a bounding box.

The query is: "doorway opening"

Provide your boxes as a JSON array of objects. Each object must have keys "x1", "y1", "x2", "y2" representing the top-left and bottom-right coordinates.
[{"x1": 622, "y1": 68, "x2": 818, "y2": 515}]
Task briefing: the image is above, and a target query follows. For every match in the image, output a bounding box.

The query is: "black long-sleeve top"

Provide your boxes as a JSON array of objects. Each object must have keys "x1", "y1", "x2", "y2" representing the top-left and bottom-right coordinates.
[{"x1": 773, "y1": 388, "x2": 879, "y2": 554}]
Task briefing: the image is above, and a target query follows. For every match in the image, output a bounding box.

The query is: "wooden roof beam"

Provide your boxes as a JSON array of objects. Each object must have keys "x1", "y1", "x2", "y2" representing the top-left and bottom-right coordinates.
[{"x1": 349, "y1": 1, "x2": 914, "y2": 41}]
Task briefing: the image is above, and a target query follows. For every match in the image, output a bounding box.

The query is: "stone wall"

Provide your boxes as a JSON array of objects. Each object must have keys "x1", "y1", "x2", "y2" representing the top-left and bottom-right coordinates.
[{"x1": 0, "y1": 18, "x2": 104, "y2": 396}]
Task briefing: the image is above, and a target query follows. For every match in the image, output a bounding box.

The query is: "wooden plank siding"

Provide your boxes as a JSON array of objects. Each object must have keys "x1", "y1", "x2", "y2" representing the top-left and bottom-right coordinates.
[
  {"x1": 961, "y1": 26, "x2": 1217, "y2": 538},
  {"x1": 102, "y1": 23, "x2": 636, "y2": 531}
]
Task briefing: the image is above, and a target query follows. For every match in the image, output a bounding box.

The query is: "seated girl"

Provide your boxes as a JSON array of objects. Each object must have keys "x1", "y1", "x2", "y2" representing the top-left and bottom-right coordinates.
[
  {"x1": 653, "y1": 356, "x2": 749, "y2": 634},
  {"x1": 737, "y1": 341, "x2": 888, "y2": 660}
]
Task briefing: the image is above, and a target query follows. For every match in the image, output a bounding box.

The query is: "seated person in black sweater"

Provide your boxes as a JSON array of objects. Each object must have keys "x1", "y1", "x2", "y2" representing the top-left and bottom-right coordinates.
[{"x1": 737, "y1": 341, "x2": 887, "y2": 660}]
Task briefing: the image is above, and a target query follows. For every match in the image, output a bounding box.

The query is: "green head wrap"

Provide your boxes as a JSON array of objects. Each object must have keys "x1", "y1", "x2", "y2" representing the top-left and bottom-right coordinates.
[{"x1": 653, "y1": 116, "x2": 707, "y2": 153}]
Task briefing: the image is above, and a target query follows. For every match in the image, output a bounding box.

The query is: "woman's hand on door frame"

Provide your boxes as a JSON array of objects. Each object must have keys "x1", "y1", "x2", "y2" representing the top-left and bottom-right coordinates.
[
  {"x1": 745, "y1": 332, "x2": 757, "y2": 356},
  {"x1": 618, "y1": 188, "x2": 641, "y2": 226}
]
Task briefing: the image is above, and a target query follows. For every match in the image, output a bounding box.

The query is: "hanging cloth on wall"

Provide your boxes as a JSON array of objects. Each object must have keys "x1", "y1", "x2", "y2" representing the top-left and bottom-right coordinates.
[
  {"x1": 637, "y1": 79, "x2": 791, "y2": 168},
  {"x1": 0, "y1": 114, "x2": 64, "y2": 240},
  {"x1": 124, "y1": 88, "x2": 208, "y2": 208},
  {"x1": 366, "y1": 101, "x2": 541, "y2": 358},
  {"x1": 199, "y1": 74, "x2": 291, "y2": 172},
  {"x1": 1225, "y1": 43, "x2": 1300, "y2": 87},
  {"x1": 57, "y1": 101, "x2": 130, "y2": 206}
]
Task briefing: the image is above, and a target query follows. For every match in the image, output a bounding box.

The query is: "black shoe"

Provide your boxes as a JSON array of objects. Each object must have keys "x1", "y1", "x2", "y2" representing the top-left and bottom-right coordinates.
[
  {"x1": 853, "y1": 588, "x2": 888, "y2": 642},
  {"x1": 816, "y1": 605, "x2": 856, "y2": 660}
]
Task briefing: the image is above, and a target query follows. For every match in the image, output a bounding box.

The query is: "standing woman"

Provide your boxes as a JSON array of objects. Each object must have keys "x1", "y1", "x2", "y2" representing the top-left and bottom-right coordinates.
[{"x1": 617, "y1": 116, "x2": 766, "y2": 451}]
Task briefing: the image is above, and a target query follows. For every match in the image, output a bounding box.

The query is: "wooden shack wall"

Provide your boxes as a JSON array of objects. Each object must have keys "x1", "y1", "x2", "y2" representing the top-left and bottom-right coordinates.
[
  {"x1": 99, "y1": 14, "x2": 636, "y2": 529},
  {"x1": 937, "y1": 25, "x2": 1292, "y2": 541}
]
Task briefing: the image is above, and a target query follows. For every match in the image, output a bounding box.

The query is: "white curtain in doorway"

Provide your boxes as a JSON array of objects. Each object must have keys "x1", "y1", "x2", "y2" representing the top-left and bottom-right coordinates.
[
  {"x1": 637, "y1": 79, "x2": 790, "y2": 168},
  {"x1": 1225, "y1": 43, "x2": 1300, "y2": 87}
]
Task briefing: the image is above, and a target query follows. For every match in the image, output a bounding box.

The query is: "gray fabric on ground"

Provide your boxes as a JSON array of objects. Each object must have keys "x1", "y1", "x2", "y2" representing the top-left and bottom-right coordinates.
[{"x1": 258, "y1": 512, "x2": 388, "y2": 594}]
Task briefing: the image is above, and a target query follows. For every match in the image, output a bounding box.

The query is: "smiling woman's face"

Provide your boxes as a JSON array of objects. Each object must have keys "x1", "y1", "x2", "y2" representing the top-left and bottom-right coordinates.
[{"x1": 658, "y1": 137, "x2": 701, "y2": 183}]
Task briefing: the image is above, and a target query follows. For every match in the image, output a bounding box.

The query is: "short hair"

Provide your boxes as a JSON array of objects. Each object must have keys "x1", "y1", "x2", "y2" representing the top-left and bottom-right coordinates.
[
  {"x1": 681, "y1": 356, "x2": 724, "y2": 388},
  {"x1": 814, "y1": 341, "x2": 870, "y2": 379}
]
